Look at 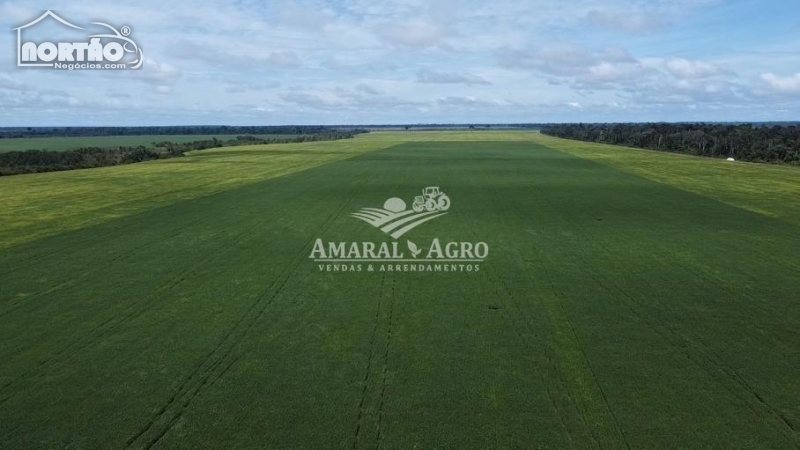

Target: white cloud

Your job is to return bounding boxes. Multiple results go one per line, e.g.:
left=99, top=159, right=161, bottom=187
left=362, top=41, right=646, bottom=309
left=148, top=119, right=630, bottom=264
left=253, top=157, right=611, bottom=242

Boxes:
left=416, top=70, right=491, bottom=85
left=168, top=40, right=303, bottom=69
left=127, top=59, right=181, bottom=86
left=664, top=58, right=721, bottom=79
left=586, top=61, right=648, bottom=83
left=0, top=0, right=792, bottom=124
left=499, top=44, right=650, bottom=86
left=761, top=73, right=800, bottom=94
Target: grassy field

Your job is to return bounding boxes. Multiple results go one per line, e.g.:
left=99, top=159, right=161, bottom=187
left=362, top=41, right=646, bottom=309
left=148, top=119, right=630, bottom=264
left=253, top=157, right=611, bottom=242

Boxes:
left=1, top=132, right=798, bottom=448
left=0, top=135, right=300, bottom=153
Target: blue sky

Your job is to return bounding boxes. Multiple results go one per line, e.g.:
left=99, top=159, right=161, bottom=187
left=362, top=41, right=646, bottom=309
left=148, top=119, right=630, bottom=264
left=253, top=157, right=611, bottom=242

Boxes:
left=1, top=0, right=799, bottom=125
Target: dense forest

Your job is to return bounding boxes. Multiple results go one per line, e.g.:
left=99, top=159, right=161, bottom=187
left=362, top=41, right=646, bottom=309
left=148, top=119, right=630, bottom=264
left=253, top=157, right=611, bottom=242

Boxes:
left=0, top=131, right=365, bottom=176
left=0, top=126, right=357, bottom=139
left=540, top=123, right=800, bottom=164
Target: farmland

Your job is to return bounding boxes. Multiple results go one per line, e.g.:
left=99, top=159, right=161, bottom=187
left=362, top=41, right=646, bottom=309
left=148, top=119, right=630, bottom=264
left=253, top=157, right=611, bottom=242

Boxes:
left=0, top=131, right=798, bottom=449
left=0, top=135, right=301, bottom=153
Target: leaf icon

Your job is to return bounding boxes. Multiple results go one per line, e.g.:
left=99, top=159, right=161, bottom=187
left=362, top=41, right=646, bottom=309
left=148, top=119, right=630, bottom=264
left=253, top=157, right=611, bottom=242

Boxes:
left=407, top=240, right=422, bottom=258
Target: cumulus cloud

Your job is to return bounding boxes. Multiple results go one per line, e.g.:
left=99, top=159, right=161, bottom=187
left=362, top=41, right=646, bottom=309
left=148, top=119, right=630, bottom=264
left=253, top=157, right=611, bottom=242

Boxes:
left=664, top=58, right=721, bottom=79
left=168, top=40, right=302, bottom=69
left=0, top=0, right=792, bottom=124
left=126, top=59, right=181, bottom=86
left=0, top=76, right=82, bottom=109
left=497, top=42, right=736, bottom=104
left=498, top=44, right=649, bottom=86
left=585, top=61, right=648, bottom=83
left=761, top=73, right=800, bottom=94
left=416, top=70, right=491, bottom=86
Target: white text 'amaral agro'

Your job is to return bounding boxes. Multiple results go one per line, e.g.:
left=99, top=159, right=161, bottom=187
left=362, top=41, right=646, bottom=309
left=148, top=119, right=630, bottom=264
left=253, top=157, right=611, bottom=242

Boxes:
left=310, top=187, right=489, bottom=273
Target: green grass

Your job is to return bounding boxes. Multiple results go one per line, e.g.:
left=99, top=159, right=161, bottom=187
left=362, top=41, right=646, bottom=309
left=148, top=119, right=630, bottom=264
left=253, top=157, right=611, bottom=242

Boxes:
left=0, top=137, right=398, bottom=249
left=0, top=135, right=301, bottom=153
left=0, top=132, right=798, bottom=449
left=534, top=133, right=800, bottom=226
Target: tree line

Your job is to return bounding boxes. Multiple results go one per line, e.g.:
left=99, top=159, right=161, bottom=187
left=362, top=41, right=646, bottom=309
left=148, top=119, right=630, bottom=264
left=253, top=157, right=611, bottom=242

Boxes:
left=0, top=125, right=358, bottom=139
left=0, top=131, right=365, bottom=176
left=540, top=123, right=800, bottom=164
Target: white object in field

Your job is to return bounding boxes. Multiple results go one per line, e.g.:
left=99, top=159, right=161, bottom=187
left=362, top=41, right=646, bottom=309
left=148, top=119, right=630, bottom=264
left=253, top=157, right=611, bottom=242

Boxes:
left=726, top=157, right=735, bottom=161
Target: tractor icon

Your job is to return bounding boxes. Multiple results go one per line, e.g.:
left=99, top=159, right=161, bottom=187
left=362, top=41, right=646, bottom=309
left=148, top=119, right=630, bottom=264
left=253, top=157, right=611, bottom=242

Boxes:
left=412, top=186, right=451, bottom=212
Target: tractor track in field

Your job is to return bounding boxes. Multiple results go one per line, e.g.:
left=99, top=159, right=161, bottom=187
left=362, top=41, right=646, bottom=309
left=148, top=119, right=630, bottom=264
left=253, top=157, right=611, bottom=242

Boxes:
left=580, top=189, right=799, bottom=436
left=548, top=187, right=799, bottom=449
left=0, top=156, right=335, bottom=279
left=462, top=174, right=606, bottom=448
left=463, top=175, right=586, bottom=447
left=127, top=175, right=368, bottom=450
left=490, top=268, right=582, bottom=449
left=0, top=211, right=220, bottom=318
left=529, top=179, right=793, bottom=449
left=542, top=270, right=631, bottom=450
left=488, top=179, right=632, bottom=450
left=5, top=139, right=797, bottom=448
left=658, top=240, right=795, bottom=328
left=375, top=276, right=395, bottom=450
left=0, top=160, right=328, bottom=285
left=354, top=153, right=410, bottom=450
left=126, top=237, right=314, bottom=450
left=461, top=207, right=580, bottom=449
left=139, top=350, right=244, bottom=450
left=618, top=250, right=798, bottom=444
left=351, top=274, right=394, bottom=450
left=585, top=257, right=799, bottom=449
left=0, top=423, right=23, bottom=442
left=0, top=208, right=167, bottom=278
left=0, top=176, right=243, bottom=276
left=1, top=169, right=338, bottom=402
left=351, top=273, right=386, bottom=450
left=0, top=216, right=266, bottom=405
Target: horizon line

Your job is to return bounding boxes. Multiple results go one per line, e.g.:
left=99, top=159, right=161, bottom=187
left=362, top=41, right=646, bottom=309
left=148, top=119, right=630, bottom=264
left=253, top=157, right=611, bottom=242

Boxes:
left=1, top=120, right=799, bottom=129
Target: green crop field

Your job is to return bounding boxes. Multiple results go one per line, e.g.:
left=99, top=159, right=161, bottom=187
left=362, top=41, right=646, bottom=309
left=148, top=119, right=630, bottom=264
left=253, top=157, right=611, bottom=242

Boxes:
left=1, top=131, right=798, bottom=449
left=0, top=135, right=301, bottom=153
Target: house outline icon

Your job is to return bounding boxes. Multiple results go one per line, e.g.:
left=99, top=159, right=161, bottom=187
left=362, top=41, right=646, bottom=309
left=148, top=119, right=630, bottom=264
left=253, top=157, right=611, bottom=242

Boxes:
left=12, top=10, right=84, bottom=67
